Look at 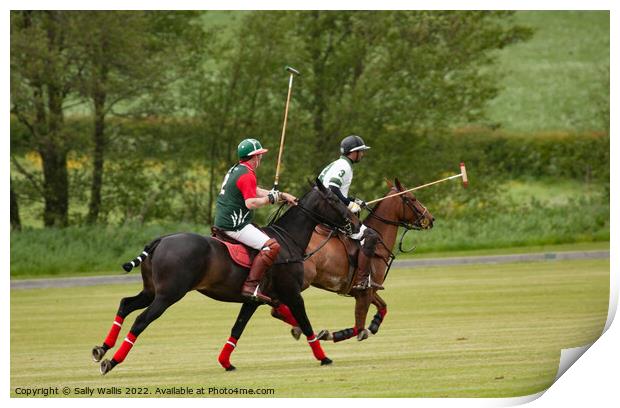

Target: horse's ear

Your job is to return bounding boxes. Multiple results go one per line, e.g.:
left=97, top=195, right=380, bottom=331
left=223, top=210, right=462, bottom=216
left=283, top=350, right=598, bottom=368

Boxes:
left=384, top=177, right=393, bottom=189
left=394, top=178, right=404, bottom=191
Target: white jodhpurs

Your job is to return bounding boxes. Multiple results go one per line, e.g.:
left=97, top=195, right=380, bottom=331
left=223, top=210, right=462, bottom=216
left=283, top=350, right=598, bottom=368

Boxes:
left=222, top=224, right=271, bottom=250
left=349, top=224, right=367, bottom=242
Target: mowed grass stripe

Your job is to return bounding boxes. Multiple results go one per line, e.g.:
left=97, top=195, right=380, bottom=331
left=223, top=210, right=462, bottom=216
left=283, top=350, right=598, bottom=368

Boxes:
left=11, top=259, right=608, bottom=397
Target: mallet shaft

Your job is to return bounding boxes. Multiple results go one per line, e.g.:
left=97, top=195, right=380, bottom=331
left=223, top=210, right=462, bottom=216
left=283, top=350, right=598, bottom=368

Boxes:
left=274, top=73, right=295, bottom=189
left=366, top=163, right=468, bottom=205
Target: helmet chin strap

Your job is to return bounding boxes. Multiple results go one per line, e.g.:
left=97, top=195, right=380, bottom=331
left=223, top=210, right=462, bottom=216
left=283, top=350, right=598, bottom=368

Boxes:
left=348, top=152, right=361, bottom=163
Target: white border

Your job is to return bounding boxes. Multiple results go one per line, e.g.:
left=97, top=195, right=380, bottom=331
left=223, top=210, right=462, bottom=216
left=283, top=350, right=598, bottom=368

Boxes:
left=4, top=3, right=617, bottom=408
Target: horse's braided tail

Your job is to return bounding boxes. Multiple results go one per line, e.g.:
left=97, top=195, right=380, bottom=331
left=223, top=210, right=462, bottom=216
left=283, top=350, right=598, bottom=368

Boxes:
left=121, top=238, right=162, bottom=273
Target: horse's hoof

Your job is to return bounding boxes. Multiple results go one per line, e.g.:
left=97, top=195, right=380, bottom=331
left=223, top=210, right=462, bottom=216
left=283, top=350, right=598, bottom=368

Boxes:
left=291, top=327, right=302, bottom=341
left=225, top=365, right=236, bottom=372
left=100, top=359, right=114, bottom=375
left=357, top=329, right=370, bottom=341
left=92, top=345, right=106, bottom=362
left=320, top=357, right=333, bottom=366
left=317, top=329, right=332, bottom=341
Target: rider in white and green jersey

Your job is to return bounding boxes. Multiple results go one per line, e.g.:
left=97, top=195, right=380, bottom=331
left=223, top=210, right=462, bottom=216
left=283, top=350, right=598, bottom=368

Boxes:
left=318, top=135, right=382, bottom=290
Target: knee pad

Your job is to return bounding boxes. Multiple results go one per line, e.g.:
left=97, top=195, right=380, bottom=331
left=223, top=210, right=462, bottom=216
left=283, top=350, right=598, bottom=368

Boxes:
left=361, top=229, right=379, bottom=255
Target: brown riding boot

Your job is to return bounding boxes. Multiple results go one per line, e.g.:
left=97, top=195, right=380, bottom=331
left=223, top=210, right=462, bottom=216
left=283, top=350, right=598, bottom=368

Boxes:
left=242, top=239, right=280, bottom=303
left=352, top=251, right=384, bottom=290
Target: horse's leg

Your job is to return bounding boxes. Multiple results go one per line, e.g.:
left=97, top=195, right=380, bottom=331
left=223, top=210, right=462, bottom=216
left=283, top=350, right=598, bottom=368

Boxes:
left=92, top=290, right=155, bottom=362
left=281, top=292, right=332, bottom=366
left=329, top=288, right=373, bottom=342
left=100, top=293, right=184, bottom=375
left=368, top=291, right=388, bottom=335
left=270, top=303, right=302, bottom=340
left=218, top=301, right=259, bottom=371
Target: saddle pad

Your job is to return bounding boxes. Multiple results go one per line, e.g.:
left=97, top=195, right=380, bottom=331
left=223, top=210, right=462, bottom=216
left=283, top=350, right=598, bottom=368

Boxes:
left=211, top=237, right=252, bottom=268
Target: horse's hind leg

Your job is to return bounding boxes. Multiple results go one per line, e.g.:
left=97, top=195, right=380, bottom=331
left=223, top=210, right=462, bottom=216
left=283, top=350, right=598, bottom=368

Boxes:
left=92, top=290, right=155, bottom=362
left=217, top=302, right=259, bottom=371
left=368, top=291, right=388, bottom=335
left=100, top=293, right=183, bottom=375
left=327, top=289, right=373, bottom=342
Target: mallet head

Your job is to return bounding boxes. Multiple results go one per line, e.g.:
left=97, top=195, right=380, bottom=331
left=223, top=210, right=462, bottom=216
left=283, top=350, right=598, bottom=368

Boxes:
left=460, top=162, right=468, bottom=188
left=285, top=66, right=300, bottom=76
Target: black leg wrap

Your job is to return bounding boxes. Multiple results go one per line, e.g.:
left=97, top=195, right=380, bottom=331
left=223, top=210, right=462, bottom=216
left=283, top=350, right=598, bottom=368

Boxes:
left=368, top=312, right=384, bottom=334
left=101, top=343, right=110, bottom=352
left=332, top=328, right=355, bottom=343
left=110, top=359, right=119, bottom=368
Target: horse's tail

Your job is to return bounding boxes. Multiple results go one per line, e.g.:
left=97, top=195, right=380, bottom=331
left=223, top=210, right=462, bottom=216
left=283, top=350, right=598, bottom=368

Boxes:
left=121, top=238, right=162, bottom=273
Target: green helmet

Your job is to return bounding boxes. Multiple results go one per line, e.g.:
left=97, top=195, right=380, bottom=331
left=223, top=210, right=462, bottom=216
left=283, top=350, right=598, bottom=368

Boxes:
left=237, top=138, right=269, bottom=159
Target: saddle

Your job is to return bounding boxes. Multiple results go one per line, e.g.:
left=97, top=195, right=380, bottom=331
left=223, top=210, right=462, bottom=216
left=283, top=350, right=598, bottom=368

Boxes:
left=313, top=224, right=368, bottom=295
left=211, top=227, right=258, bottom=269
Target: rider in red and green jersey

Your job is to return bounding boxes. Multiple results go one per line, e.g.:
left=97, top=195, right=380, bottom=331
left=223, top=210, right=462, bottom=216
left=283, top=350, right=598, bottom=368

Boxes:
left=215, top=138, right=296, bottom=303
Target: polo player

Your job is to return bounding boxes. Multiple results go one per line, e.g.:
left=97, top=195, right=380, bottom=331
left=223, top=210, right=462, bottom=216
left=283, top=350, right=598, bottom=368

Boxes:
left=214, top=138, right=296, bottom=303
left=318, top=135, right=383, bottom=290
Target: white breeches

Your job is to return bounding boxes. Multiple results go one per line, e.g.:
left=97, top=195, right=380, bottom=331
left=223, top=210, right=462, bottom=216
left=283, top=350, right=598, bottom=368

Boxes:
left=349, top=224, right=367, bottom=242
left=222, top=224, right=271, bottom=250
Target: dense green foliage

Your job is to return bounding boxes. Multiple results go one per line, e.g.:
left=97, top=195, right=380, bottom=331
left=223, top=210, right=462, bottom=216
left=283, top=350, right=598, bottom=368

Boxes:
left=9, top=11, right=610, bottom=277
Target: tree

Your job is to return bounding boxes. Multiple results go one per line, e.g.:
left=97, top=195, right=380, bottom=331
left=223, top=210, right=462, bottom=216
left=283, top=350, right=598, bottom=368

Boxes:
left=10, top=11, right=207, bottom=227
left=10, top=179, right=21, bottom=231
left=73, top=11, right=206, bottom=224
left=10, top=11, right=83, bottom=227
left=200, top=11, right=532, bottom=199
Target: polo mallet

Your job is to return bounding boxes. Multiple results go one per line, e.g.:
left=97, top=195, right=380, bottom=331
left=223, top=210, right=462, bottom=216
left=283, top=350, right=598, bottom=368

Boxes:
left=273, top=66, right=300, bottom=190
left=366, top=162, right=469, bottom=205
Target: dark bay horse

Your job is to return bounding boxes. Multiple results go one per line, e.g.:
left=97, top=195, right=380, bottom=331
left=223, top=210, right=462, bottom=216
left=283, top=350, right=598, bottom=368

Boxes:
left=217, top=178, right=434, bottom=369
left=92, top=180, right=358, bottom=374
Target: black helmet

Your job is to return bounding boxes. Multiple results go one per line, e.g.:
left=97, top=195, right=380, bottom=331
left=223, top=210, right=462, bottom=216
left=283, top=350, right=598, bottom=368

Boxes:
left=340, top=135, right=371, bottom=155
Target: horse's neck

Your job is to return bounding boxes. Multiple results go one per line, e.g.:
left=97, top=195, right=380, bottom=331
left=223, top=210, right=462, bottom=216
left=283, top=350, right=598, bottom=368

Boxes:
left=364, top=193, right=400, bottom=253
left=273, top=206, right=317, bottom=254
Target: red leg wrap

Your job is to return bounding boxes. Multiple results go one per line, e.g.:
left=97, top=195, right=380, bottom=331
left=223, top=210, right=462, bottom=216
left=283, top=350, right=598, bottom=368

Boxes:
left=103, top=315, right=124, bottom=348
left=218, top=337, right=238, bottom=369
left=112, top=332, right=137, bottom=364
left=352, top=327, right=359, bottom=336
left=379, top=308, right=387, bottom=318
left=275, top=304, right=299, bottom=327
left=307, top=334, right=326, bottom=361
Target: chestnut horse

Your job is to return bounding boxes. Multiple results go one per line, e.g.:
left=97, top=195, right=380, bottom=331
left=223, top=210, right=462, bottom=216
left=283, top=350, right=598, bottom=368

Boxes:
left=282, top=178, right=434, bottom=342
left=92, top=181, right=359, bottom=374
left=218, top=178, right=433, bottom=369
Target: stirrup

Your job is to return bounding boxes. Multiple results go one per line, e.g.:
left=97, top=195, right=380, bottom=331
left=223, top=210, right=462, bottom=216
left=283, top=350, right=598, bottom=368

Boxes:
left=351, top=280, right=370, bottom=290
left=241, top=284, right=271, bottom=303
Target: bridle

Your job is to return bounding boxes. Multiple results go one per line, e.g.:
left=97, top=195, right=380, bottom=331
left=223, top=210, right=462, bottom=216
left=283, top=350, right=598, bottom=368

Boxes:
left=266, top=189, right=357, bottom=264
left=365, top=189, right=430, bottom=253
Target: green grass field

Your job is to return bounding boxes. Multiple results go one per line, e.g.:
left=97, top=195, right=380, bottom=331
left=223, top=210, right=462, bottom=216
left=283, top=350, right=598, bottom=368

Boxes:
left=11, top=259, right=608, bottom=397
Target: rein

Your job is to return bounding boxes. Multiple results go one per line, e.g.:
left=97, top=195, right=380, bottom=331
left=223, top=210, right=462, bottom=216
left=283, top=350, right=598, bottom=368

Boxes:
left=266, top=198, right=353, bottom=265
left=364, top=192, right=427, bottom=253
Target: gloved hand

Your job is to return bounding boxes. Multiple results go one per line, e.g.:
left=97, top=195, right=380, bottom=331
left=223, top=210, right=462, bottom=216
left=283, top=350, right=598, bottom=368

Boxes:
left=353, top=198, right=366, bottom=208
left=347, top=201, right=361, bottom=214
left=267, top=189, right=280, bottom=204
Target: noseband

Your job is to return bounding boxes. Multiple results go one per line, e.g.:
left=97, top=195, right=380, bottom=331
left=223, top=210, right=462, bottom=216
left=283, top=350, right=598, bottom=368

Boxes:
left=367, top=192, right=428, bottom=231
left=366, top=190, right=430, bottom=253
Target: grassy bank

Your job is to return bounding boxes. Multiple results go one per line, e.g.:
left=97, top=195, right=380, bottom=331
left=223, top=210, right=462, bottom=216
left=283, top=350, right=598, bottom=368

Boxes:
left=10, top=198, right=609, bottom=278
left=487, top=11, right=609, bottom=131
